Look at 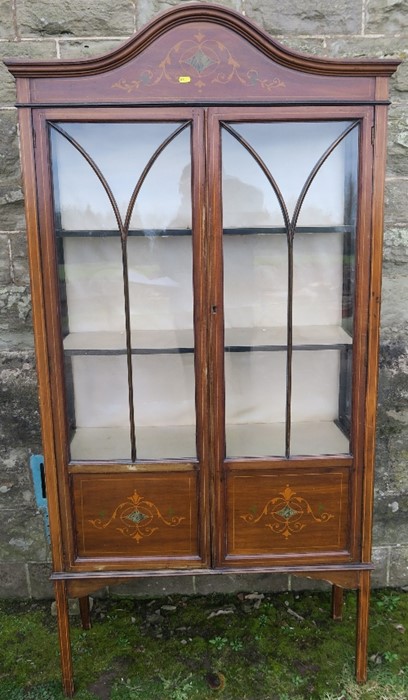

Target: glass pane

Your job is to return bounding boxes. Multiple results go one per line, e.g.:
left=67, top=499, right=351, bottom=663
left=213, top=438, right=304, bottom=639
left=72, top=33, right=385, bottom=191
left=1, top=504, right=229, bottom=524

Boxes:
left=51, top=122, right=181, bottom=227
left=222, top=129, right=281, bottom=227
left=222, top=126, right=288, bottom=458
left=225, top=351, right=286, bottom=457
left=128, top=234, right=197, bottom=459
left=129, top=125, right=196, bottom=459
left=230, top=121, right=352, bottom=223
left=292, top=127, right=358, bottom=454
left=51, top=127, right=116, bottom=231
left=68, top=355, right=131, bottom=461
left=129, top=127, right=191, bottom=230
left=132, top=355, right=196, bottom=460
left=62, top=237, right=126, bottom=334
left=291, top=350, right=349, bottom=455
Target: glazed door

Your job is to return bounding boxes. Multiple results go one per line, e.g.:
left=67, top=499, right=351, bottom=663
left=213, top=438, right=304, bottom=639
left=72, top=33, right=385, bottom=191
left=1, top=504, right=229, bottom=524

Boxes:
left=208, top=107, right=373, bottom=567
left=36, top=108, right=210, bottom=569
left=36, top=105, right=372, bottom=571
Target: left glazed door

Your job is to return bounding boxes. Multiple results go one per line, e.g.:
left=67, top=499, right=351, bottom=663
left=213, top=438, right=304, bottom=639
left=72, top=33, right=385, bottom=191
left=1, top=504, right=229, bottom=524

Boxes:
left=33, top=108, right=210, bottom=569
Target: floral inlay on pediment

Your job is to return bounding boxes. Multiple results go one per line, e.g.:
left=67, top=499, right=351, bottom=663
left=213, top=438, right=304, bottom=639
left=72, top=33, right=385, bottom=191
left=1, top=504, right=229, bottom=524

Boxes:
left=112, top=31, right=286, bottom=94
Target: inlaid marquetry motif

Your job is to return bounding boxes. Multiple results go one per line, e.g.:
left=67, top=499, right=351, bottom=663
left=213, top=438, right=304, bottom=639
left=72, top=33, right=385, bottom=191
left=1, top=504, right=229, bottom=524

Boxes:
left=241, top=485, right=334, bottom=539
left=112, top=32, right=286, bottom=93
left=89, top=490, right=185, bottom=543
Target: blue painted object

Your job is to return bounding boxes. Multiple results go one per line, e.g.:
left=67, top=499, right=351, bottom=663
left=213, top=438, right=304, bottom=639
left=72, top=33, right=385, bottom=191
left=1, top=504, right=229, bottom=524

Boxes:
left=30, top=454, right=50, bottom=543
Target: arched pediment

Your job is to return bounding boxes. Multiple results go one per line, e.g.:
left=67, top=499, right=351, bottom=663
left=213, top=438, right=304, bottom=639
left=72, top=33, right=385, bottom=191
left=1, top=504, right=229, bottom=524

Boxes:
left=5, top=3, right=400, bottom=105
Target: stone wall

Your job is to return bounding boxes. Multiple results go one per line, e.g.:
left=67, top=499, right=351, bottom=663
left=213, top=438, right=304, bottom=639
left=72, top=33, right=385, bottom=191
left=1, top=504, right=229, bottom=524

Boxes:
left=0, top=0, right=407, bottom=598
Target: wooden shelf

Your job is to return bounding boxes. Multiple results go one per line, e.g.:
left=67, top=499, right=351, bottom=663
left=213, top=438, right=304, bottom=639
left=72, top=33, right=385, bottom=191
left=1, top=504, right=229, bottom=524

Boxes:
left=69, top=420, right=349, bottom=462
left=56, top=228, right=193, bottom=238
left=70, top=425, right=197, bottom=461
left=63, top=325, right=352, bottom=355
left=226, top=421, right=349, bottom=457
left=225, top=325, right=352, bottom=350
left=63, top=330, right=195, bottom=355
left=56, top=225, right=354, bottom=238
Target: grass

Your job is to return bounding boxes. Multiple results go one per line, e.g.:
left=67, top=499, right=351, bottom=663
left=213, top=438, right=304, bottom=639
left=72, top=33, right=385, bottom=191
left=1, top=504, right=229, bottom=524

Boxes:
left=0, top=588, right=407, bottom=699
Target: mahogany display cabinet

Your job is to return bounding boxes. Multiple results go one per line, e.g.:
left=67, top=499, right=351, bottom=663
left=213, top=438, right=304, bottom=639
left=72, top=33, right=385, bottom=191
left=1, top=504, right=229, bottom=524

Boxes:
left=5, top=4, right=400, bottom=695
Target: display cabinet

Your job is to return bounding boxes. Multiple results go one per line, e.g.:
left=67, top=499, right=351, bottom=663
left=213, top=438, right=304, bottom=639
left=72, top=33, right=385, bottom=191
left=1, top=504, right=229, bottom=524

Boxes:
left=5, top=4, right=399, bottom=695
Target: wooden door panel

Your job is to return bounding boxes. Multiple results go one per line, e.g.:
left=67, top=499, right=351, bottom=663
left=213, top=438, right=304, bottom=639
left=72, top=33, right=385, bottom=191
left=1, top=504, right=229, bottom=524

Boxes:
left=225, top=470, right=350, bottom=558
left=72, top=472, right=199, bottom=560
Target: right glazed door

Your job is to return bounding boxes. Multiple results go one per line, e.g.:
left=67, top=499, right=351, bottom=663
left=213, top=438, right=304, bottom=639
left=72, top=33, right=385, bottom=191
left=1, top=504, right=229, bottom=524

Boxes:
left=207, top=107, right=373, bottom=567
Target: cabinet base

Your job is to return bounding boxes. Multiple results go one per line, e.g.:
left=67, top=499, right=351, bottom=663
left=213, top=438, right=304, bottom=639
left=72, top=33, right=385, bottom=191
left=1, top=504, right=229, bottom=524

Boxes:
left=53, top=567, right=373, bottom=697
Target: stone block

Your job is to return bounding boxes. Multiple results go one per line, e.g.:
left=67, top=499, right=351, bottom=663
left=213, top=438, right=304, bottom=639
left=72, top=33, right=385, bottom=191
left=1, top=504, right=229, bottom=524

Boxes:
left=379, top=331, right=407, bottom=372
left=0, top=562, right=29, bottom=597
left=387, top=105, right=408, bottom=178
left=194, top=572, right=289, bottom=595
left=324, top=37, right=407, bottom=61
left=392, top=59, right=408, bottom=97
left=0, top=284, right=32, bottom=333
left=380, top=272, right=408, bottom=333
left=0, top=40, right=57, bottom=105
left=27, top=562, right=54, bottom=599
left=112, top=574, right=195, bottom=598
left=0, top=232, right=29, bottom=285
left=373, top=492, right=408, bottom=546
left=0, top=233, right=11, bottom=285
left=389, top=545, right=408, bottom=587
left=0, top=445, right=35, bottom=509
left=244, top=0, right=361, bottom=35
left=0, top=507, right=48, bottom=561
left=0, top=0, right=15, bottom=40
left=375, top=424, right=408, bottom=494
left=51, top=597, right=94, bottom=615
left=17, top=0, right=136, bottom=38
left=0, top=350, right=40, bottom=446
left=0, top=182, right=26, bottom=231
left=0, top=330, right=35, bottom=352
left=272, top=36, right=325, bottom=56
left=290, top=575, right=331, bottom=592
left=383, top=226, right=408, bottom=264
left=377, top=343, right=408, bottom=428
left=8, top=230, right=29, bottom=284
left=0, top=110, right=20, bottom=181
left=366, top=0, right=408, bottom=35
left=376, top=449, right=408, bottom=495
left=384, top=180, right=408, bottom=227
left=112, top=572, right=291, bottom=597
left=371, top=546, right=389, bottom=588
left=58, top=39, right=123, bottom=59
left=136, top=0, right=242, bottom=31
left=375, top=335, right=408, bottom=495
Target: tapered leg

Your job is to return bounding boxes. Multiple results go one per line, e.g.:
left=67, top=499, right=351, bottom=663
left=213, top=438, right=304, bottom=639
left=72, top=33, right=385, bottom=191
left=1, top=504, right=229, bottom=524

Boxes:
left=79, top=595, right=92, bottom=630
left=331, top=585, right=344, bottom=621
left=356, top=570, right=371, bottom=683
left=54, top=580, right=74, bottom=697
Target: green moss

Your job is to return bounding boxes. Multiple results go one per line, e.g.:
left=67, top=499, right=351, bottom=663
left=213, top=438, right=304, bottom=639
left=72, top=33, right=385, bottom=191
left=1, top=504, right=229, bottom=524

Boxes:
left=0, top=589, right=408, bottom=699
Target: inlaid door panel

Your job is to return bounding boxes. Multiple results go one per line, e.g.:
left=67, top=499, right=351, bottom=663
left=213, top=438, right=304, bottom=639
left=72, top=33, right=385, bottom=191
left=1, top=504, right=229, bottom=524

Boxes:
left=225, top=470, right=350, bottom=560
left=72, top=473, right=199, bottom=561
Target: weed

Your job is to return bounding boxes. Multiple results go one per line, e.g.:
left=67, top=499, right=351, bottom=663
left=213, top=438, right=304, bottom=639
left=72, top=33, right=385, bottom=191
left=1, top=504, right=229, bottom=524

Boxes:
left=208, top=635, right=228, bottom=651
left=229, top=639, right=244, bottom=652
left=375, top=591, right=401, bottom=613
